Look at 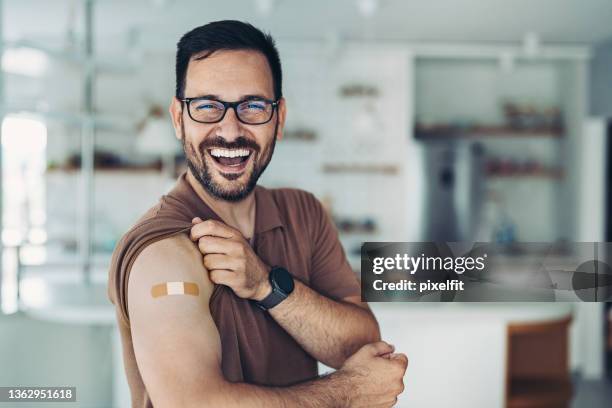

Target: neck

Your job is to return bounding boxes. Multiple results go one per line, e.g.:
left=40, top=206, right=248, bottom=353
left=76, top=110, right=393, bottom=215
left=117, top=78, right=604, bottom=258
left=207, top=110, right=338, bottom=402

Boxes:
left=186, top=170, right=256, bottom=238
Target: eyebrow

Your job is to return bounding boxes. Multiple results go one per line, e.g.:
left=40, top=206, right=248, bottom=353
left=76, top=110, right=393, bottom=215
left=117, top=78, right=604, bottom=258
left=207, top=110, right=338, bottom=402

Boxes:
left=189, top=94, right=271, bottom=101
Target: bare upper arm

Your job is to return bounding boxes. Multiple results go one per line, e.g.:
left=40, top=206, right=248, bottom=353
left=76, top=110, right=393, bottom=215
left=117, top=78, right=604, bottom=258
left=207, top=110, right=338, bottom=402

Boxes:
left=128, top=233, right=223, bottom=407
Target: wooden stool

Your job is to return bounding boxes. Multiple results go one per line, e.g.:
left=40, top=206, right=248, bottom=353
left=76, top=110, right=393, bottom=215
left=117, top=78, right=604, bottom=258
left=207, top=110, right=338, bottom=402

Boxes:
left=506, top=316, right=573, bottom=408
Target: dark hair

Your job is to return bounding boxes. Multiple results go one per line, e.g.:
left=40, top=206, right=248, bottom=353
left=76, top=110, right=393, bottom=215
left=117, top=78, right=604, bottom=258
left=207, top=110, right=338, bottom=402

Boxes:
left=175, top=20, right=282, bottom=100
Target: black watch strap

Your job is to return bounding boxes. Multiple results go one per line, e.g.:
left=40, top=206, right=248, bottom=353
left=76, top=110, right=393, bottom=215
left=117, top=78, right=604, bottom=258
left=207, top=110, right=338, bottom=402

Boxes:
left=255, top=266, right=294, bottom=311
left=256, top=289, right=288, bottom=311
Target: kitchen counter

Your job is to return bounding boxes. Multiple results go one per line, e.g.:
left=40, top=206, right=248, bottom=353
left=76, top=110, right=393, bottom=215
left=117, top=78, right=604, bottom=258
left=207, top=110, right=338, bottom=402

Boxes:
left=367, top=302, right=574, bottom=408
left=370, top=302, right=573, bottom=324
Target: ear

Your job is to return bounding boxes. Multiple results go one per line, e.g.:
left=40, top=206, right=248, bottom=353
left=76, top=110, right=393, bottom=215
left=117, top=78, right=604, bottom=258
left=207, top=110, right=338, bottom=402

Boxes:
left=275, top=97, right=287, bottom=141
left=169, top=97, right=184, bottom=141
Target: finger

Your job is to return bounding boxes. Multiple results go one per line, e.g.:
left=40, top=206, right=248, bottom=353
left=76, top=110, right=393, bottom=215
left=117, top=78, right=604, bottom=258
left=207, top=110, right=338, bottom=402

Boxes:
left=389, top=353, right=409, bottom=368
left=209, top=269, right=235, bottom=286
left=203, top=254, right=237, bottom=271
left=192, top=217, right=203, bottom=224
left=190, top=219, right=237, bottom=241
left=362, top=341, right=394, bottom=357
left=198, top=236, right=235, bottom=255
left=379, top=351, right=393, bottom=359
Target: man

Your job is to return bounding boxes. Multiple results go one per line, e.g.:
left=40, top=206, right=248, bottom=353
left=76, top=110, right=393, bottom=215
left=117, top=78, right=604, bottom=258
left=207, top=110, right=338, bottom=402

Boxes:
left=108, top=20, right=408, bottom=408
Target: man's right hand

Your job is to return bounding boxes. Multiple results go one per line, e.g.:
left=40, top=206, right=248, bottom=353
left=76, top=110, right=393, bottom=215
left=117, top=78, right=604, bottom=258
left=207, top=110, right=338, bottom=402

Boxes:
left=337, top=341, right=408, bottom=408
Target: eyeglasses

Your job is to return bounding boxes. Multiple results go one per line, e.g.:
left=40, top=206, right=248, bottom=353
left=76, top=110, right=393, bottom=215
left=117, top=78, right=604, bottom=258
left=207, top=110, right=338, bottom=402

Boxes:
left=181, top=96, right=279, bottom=125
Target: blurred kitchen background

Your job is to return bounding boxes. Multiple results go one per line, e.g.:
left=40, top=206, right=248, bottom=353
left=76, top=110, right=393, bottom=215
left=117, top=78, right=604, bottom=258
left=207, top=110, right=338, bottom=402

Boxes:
left=1, top=0, right=612, bottom=407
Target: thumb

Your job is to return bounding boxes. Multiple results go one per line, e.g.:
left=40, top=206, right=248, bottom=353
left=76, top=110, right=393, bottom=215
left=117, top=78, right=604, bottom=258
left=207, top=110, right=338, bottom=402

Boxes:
left=192, top=217, right=203, bottom=224
left=362, top=341, right=395, bottom=357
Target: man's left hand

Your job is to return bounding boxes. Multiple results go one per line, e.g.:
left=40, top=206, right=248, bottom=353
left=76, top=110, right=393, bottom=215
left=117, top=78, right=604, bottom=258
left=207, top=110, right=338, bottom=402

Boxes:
left=190, top=218, right=272, bottom=301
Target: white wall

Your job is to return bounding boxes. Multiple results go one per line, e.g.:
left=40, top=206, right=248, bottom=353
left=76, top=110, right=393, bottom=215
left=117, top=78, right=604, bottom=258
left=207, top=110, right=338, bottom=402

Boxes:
left=569, top=117, right=608, bottom=380
left=590, top=39, right=612, bottom=117
left=262, top=43, right=423, bottom=256
left=0, top=313, right=113, bottom=408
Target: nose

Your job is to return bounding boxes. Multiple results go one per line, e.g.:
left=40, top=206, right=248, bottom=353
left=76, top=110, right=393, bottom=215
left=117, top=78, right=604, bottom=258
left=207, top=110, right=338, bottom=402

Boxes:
left=214, top=106, right=242, bottom=142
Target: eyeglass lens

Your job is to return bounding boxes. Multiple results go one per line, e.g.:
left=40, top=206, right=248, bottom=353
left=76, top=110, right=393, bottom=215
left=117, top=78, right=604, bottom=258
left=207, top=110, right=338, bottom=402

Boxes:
left=189, top=99, right=274, bottom=124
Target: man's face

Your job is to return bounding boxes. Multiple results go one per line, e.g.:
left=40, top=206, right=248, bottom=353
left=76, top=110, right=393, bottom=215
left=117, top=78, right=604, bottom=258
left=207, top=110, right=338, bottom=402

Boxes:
left=171, top=49, right=285, bottom=202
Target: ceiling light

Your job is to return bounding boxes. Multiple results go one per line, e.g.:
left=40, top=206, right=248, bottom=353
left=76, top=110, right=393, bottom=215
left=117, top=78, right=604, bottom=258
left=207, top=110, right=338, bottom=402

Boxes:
left=2, top=47, right=49, bottom=77
left=151, top=0, right=173, bottom=8
left=357, top=0, right=379, bottom=18
left=255, top=0, right=275, bottom=16
left=1, top=115, right=48, bottom=152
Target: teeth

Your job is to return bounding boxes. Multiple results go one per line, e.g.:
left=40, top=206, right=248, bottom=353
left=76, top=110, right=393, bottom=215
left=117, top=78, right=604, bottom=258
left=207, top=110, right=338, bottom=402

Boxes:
left=210, top=148, right=251, bottom=158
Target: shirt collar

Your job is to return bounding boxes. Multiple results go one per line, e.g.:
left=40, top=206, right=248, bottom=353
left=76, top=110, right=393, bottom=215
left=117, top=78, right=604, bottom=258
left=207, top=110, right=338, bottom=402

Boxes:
left=172, top=172, right=284, bottom=235
left=253, top=184, right=285, bottom=234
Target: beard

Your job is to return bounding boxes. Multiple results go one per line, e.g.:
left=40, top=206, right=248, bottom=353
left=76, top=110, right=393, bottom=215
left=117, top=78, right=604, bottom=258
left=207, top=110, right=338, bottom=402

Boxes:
left=180, top=118, right=278, bottom=202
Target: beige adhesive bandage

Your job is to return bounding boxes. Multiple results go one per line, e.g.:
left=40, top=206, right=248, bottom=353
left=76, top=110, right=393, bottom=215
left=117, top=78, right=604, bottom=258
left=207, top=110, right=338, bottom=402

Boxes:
left=151, top=281, right=200, bottom=298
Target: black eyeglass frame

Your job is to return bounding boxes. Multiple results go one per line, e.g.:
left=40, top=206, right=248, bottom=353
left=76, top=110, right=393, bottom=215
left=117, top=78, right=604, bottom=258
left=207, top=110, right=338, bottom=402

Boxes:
left=180, top=96, right=280, bottom=125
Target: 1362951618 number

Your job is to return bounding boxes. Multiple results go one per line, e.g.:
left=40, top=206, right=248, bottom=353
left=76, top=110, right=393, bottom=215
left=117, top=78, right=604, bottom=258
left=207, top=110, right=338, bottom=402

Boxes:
left=1, top=387, right=76, bottom=402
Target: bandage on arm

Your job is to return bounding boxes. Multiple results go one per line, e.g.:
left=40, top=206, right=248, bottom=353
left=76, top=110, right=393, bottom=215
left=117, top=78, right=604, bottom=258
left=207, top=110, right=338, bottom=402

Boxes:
left=128, top=234, right=225, bottom=407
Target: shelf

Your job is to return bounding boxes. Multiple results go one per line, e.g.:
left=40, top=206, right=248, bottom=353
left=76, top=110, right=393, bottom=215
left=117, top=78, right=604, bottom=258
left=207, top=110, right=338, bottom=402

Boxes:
left=47, top=165, right=164, bottom=173
left=338, top=229, right=378, bottom=235
left=1, top=105, right=136, bottom=131
left=338, top=84, right=379, bottom=98
left=2, top=40, right=137, bottom=75
left=415, top=125, right=563, bottom=140
left=283, top=129, right=317, bottom=141
left=322, top=163, right=399, bottom=175
left=486, top=169, right=564, bottom=180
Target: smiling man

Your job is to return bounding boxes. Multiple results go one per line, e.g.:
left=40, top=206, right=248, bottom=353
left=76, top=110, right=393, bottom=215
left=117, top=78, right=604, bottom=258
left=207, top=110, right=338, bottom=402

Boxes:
left=108, top=20, right=407, bottom=408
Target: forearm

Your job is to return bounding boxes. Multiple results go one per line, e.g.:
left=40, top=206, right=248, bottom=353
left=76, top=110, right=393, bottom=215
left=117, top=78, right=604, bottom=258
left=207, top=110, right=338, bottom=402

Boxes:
left=200, top=371, right=351, bottom=408
left=268, top=280, right=380, bottom=368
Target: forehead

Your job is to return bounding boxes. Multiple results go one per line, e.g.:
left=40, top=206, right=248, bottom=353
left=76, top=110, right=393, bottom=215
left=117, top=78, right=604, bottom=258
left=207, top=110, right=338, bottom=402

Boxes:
left=184, top=49, right=274, bottom=99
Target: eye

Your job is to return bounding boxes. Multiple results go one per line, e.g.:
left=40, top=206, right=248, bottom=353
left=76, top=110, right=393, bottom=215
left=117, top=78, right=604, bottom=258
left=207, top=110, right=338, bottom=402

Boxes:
left=194, top=100, right=223, bottom=111
left=241, top=101, right=267, bottom=111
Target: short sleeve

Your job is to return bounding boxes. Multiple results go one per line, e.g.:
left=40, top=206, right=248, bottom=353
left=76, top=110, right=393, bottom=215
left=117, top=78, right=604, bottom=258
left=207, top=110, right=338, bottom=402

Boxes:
left=305, top=193, right=361, bottom=300
left=107, top=214, right=193, bottom=328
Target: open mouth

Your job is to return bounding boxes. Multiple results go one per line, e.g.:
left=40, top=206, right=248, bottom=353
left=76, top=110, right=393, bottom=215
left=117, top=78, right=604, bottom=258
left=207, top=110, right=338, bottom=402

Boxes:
left=207, top=147, right=254, bottom=174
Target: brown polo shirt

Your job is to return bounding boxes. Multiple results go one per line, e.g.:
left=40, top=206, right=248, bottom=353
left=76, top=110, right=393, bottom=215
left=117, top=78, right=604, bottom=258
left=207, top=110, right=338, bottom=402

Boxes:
left=107, top=172, right=361, bottom=408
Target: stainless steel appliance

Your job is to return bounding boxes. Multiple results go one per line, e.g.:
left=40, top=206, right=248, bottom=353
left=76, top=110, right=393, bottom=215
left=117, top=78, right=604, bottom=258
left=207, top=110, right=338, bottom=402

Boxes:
left=421, top=141, right=486, bottom=241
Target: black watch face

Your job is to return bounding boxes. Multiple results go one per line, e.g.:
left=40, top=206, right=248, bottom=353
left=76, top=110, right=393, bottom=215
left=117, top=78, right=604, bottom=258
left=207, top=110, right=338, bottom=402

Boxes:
left=272, top=267, right=294, bottom=293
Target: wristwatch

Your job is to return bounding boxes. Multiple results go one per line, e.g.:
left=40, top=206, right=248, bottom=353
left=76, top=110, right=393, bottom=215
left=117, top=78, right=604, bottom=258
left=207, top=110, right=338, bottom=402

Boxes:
left=255, top=266, right=294, bottom=311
